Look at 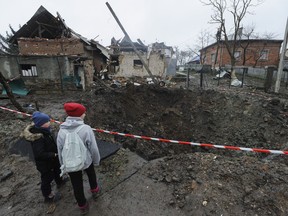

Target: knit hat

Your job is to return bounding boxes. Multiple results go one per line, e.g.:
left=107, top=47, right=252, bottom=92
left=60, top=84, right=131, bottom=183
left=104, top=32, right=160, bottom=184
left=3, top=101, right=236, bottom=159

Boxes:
left=32, top=111, right=50, bottom=128
left=64, top=102, right=86, bottom=117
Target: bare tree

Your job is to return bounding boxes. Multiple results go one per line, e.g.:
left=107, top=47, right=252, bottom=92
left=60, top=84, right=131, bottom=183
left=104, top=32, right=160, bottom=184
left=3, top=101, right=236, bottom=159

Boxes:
left=200, top=0, right=264, bottom=79
left=262, top=32, right=278, bottom=40
left=0, top=71, right=25, bottom=112
left=240, top=25, right=256, bottom=65
left=174, top=46, right=181, bottom=66
left=251, top=39, right=269, bottom=67
left=252, top=32, right=277, bottom=67
left=194, top=30, right=213, bottom=64
left=239, top=26, right=276, bottom=67
left=175, top=48, right=193, bottom=66
left=180, top=50, right=190, bottom=65
left=0, top=25, right=19, bottom=55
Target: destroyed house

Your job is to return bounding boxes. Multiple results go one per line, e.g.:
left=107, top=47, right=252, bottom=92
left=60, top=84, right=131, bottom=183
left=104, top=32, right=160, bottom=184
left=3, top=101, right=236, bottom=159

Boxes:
left=109, top=36, right=175, bottom=78
left=0, top=5, right=108, bottom=93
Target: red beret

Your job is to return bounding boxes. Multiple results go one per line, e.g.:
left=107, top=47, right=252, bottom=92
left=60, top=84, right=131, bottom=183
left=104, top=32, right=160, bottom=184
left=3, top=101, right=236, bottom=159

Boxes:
left=64, top=103, right=86, bottom=117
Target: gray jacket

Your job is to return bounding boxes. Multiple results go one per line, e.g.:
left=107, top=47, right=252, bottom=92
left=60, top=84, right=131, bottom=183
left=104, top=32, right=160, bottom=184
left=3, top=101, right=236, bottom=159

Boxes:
left=57, top=117, right=100, bottom=169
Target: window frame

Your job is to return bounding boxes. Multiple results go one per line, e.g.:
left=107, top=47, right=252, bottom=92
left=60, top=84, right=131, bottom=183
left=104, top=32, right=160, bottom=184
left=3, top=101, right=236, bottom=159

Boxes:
left=20, top=64, right=38, bottom=77
left=259, top=49, right=269, bottom=61
left=233, top=51, right=241, bottom=61
left=133, top=59, right=143, bottom=69
left=211, top=53, right=216, bottom=63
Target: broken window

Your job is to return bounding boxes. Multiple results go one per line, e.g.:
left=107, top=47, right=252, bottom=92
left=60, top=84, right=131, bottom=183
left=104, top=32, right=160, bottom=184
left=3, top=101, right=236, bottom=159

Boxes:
left=21, top=64, right=38, bottom=77
left=133, top=60, right=143, bottom=69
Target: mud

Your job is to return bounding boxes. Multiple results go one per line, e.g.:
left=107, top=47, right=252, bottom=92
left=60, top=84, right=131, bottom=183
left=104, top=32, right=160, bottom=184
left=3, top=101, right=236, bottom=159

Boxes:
left=0, top=73, right=288, bottom=215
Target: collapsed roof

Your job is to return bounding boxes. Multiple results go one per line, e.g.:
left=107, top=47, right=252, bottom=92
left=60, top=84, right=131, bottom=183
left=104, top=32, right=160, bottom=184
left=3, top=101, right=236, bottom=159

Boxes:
left=9, top=6, right=70, bottom=44
left=9, top=5, right=108, bottom=58
left=111, top=35, right=147, bottom=52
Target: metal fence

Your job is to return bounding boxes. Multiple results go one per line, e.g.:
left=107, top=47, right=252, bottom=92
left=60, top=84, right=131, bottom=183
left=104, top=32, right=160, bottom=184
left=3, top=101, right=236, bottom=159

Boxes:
left=178, top=66, right=288, bottom=95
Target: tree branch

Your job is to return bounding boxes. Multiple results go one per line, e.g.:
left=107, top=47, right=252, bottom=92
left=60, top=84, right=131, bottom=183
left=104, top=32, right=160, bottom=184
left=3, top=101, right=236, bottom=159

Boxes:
left=0, top=71, right=25, bottom=112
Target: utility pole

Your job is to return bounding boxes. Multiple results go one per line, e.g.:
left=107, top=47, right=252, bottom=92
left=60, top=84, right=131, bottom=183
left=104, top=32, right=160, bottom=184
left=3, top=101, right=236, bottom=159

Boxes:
left=275, top=17, right=288, bottom=93
left=106, top=2, right=158, bottom=84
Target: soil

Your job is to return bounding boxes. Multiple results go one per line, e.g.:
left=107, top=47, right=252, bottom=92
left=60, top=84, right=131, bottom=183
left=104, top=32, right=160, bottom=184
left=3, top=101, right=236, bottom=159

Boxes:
left=0, top=72, right=288, bottom=216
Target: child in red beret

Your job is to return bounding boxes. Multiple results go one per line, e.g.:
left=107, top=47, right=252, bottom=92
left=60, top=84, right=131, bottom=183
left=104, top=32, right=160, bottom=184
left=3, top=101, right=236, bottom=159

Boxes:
left=57, top=102, right=100, bottom=215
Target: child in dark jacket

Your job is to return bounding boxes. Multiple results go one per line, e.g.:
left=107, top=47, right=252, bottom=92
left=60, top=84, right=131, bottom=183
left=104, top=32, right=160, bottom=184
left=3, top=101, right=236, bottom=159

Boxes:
left=22, top=111, right=66, bottom=203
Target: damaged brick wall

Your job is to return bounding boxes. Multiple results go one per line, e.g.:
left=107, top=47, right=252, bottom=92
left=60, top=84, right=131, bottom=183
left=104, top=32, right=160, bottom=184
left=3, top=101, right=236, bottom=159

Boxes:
left=17, top=38, right=85, bottom=56
left=93, top=57, right=106, bottom=73
left=115, top=52, right=166, bottom=77
left=147, top=53, right=166, bottom=77
left=84, top=60, right=94, bottom=91
left=0, top=56, right=89, bottom=93
left=0, top=56, right=20, bottom=79
left=20, top=56, right=68, bottom=93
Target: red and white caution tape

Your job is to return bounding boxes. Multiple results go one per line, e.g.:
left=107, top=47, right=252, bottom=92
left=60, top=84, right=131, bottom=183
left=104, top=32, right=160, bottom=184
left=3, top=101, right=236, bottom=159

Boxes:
left=0, top=106, right=32, bottom=117
left=0, top=106, right=63, bottom=124
left=95, top=129, right=288, bottom=155
left=1, top=105, right=288, bottom=155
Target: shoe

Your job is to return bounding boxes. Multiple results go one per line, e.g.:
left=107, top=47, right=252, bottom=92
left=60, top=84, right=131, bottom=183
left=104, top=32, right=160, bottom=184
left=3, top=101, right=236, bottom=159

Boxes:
left=91, top=186, right=100, bottom=201
left=57, top=176, right=69, bottom=189
left=44, top=192, right=62, bottom=203
left=79, top=202, right=89, bottom=215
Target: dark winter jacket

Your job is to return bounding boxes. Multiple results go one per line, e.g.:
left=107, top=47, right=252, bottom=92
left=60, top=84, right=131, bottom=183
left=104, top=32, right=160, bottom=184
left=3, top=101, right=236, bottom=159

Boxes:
left=21, top=123, right=59, bottom=173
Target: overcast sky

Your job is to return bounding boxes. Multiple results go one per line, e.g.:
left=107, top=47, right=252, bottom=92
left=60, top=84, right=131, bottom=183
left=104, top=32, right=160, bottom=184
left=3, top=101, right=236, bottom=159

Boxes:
left=0, top=0, right=287, bottom=50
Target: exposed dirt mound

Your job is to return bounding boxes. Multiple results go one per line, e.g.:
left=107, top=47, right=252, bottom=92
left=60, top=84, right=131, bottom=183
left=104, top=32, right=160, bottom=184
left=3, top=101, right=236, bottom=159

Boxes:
left=85, top=84, right=288, bottom=163
left=147, top=153, right=288, bottom=215
left=0, top=77, right=288, bottom=215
